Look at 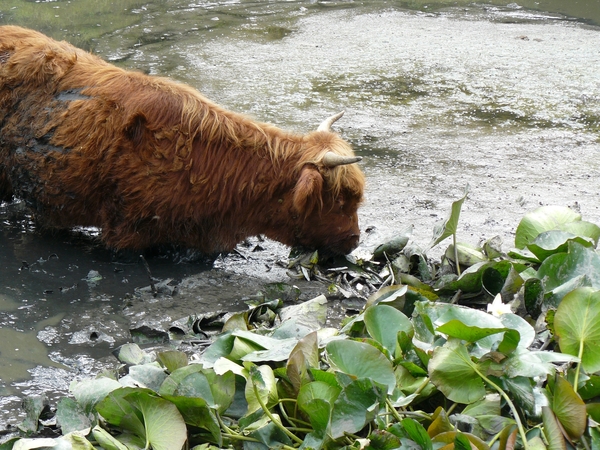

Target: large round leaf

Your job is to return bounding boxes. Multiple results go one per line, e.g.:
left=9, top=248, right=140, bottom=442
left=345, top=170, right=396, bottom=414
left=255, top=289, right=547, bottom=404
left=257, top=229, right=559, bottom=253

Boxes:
left=555, top=287, right=600, bottom=374
left=364, top=304, right=413, bottom=357
left=126, top=391, right=187, bottom=450
left=326, top=339, right=396, bottom=394
left=527, top=230, right=594, bottom=262
left=428, top=339, right=486, bottom=404
left=537, top=241, right=600, bottom=307
left=330, top=378, right=387, bottom=439
left=515, top=206, right=581, bottom=249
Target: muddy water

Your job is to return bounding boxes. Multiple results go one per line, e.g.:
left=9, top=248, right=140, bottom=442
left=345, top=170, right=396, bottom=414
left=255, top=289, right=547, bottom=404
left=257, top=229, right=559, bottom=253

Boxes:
left=1, top=0, right=600, bottom=428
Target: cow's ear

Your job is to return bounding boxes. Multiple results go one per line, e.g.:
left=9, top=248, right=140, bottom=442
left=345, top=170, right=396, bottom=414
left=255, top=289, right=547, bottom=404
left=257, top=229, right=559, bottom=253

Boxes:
left=292, top=167, right=323, bottom=214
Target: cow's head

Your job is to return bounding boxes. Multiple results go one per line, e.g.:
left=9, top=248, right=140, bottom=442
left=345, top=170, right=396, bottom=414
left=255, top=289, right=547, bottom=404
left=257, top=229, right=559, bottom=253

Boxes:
left=287, top=112, right=365, bottom=255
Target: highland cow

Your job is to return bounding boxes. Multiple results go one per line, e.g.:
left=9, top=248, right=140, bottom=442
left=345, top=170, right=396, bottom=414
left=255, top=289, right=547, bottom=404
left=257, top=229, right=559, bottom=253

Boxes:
left=0, top=26, right=365, bottom=255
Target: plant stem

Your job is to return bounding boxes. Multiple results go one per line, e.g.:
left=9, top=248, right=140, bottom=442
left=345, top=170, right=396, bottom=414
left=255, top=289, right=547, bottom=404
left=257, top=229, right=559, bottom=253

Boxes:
left=453, top=233, right=461, bottom=276
left=253, top=381, right=304, bottom=445
left=217, top=414, right=237, bottom=436
left=474, top=369, right=529, bottom=450
left=222, top=433, right=261, bottom=443
left=386, top=398, right=404, bottom=423
left=413, top=376, right=431, bottom=397
left=574, top=339, right=584, bottom=394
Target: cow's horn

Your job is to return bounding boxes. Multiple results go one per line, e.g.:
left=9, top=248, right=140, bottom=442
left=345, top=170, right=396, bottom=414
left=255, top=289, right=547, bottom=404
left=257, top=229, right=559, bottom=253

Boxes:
left=317, top=111, right=345, bottom=132
left=322, top=151, right=363, bottom=167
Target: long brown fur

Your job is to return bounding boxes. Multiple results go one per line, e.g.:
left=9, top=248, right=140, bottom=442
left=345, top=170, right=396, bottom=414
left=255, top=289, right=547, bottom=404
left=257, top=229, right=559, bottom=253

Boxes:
left=0, top=26, right=365, bottom=255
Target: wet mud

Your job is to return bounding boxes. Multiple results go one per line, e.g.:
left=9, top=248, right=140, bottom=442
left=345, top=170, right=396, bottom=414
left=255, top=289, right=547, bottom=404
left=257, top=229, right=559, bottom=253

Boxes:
left=1, top=1, right=600, bottom=430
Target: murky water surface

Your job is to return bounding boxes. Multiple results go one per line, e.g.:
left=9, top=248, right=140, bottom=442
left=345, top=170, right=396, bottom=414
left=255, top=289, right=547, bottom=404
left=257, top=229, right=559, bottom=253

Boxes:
left=1, top=0, right=600, bottom=428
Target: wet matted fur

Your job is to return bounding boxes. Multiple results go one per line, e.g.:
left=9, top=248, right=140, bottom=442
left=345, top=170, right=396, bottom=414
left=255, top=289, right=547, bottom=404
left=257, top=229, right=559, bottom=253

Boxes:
left=0, top=26, right=365, bottom=255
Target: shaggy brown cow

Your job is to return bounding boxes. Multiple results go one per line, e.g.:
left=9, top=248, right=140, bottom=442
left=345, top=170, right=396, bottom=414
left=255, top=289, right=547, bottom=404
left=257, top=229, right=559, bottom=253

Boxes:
left=0, top=26, right=365, bottom=255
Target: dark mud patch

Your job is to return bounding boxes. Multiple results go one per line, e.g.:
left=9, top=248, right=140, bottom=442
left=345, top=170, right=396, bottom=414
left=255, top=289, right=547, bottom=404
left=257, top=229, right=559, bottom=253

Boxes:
left=0, top=201, right=354, bottom=429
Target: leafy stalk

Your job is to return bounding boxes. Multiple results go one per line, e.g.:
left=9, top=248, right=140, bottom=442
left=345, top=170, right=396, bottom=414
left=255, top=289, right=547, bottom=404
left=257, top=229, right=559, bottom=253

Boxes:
left=473, top=368, right=529, bottom=450
left=453, top=232, right=461, bottom=276
left=574, top=338, right=584, bottom=393
left=252, top=380, right=303, bottom=445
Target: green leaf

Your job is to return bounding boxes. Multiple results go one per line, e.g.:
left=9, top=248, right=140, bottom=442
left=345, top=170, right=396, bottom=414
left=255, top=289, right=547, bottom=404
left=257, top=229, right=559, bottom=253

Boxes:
left=60, top=432, right=96, bottom=450
left=330, top=378, right=387, bottom=439
left=562, top=220, right=600, bottom=246
left=431, top=431, right=490, bottom=450
left=364, top=304, right=413, bottom=357
left=55, top=397, right=91, bottom=435
left=326, top=339, right=396, bottom=394
left=462, top=395, right=501, bottom=417
left=92, top=425, right=128, bottom=450
left=537, top=241, right=600, bottom=307
left=161, top=395, right=222, bottom=446
left=499, top=313, right=535, bottom=349
left=249, top=421, right=293, bottom=448
left=588, top=403, right=600, bottom=423
left=198, top=332, right=235, bottom=368
left=428, top=184, right=469, bottom=250
left=273, top=294, right=328, bottom=339
left=113, top=343, right=146, bottom=365
left=551, top=376, right=586, bottom=441
left=527, top=230, right=594, bottom=262
left=436, top=319, right=509, bottom=343
left=245, top=363, right=278, bottom=415
left=402, top=418, right=432, bottom=450
left=126, top=391, right=187, bottom=450
left=365, top=285, right=408, bottom=310
left=500, top=377, right=535, bottom=416
left=524, top=277, right=544, bottom=318
left=96, top=387, right=147, bottom=437
left=502, top=349, right=579, bottom=379
left=125, top=363, right=168, bottom=392
left=542, top=406, right=567, bottom=450
left=455, top=432, right=474, bottom=450
left=515, top=206, right=581, bottom=249
left=297, top=381, right=340, bottom=433
left=18, top=395, right=46, bottom=434
left=428, top=339, right=486, bottom=404
left=436, top=261, right=491, bottom=294
left=287, top=331, right=319, bottom=392
left=70, top=377, right=122, bottom=415
left=159, top=364, right=235, bottom=414
left=157, top=350, right=188, bottom=373
left=554, top=287, right=600, bottom=373
left=579, top=374, right=600, bottom=400
left=373, top=225, right=413, bottom=259
left=427, top=407, right=454, bottom=437
left=445, top=242, right=487, bottom=267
